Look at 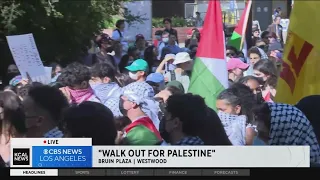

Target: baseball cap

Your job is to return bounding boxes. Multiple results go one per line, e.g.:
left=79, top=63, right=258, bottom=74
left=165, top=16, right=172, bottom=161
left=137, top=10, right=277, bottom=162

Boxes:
left=227, top=58, right=249, bottom=71
left=146, top=73, right=165, bottom=83
left=125, top=59, right=148, bottom=72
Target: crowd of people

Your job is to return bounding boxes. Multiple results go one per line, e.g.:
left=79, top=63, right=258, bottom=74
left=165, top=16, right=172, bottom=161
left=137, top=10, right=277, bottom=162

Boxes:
left=0, top=16, right=320, bottom=167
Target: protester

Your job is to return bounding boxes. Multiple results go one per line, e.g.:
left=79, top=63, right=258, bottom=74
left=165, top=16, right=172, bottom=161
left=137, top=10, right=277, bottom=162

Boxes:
left=62, top=101, right=117, bottom=145
left=238, top=76, right=264, bottom=105
left=125, top=59, right=153, bottom=92
left=115, top=73, right=134, bottom=87
left=119, top=90, right=162, bottom=145
left=226, top=46, right=238, bottom=58
left=163, top=18, right=178, bottom=43
left=90, top=63, right=122, bottom=114
left=165, top=34, right=181, bottom=54
left=253, top=60, right=278, bottom=102
left=200, top=108, right=232, bottom=145
left=146, top=73, right=165, bottom=94
left=253, top=102, right=320, bottom=164
left=58, top=62, right=100, bottom=104
left=158, top=31, right=170, bottom=59
left=119, top=46, right=140, bottom=73
left=195, top=12, right=203, bottom=27
left=22, top=85, right=69, bottom=138
left=112, top=19, right=128, bottom=55
left=217, top=83, right=258, bottom=145
left=267, top=15, right=283, bottom=45
left=135, top=34, right=147, bottom=58
left=154, top=30, right=163, bottom=48
left=49, top=62, right=62, bottom=78
left=144, top=45, right=159, bottom=73
left=0, top=91, right=27, bottom=166
left=160, top=94, right=206, bottom=145
left=227, top=58, right=249, bottom=82
left=112, top=41, right=123, bottom=66
left=92, top=33, right=116, bottom=67
left=295, top=95, right=320, bottom=142
left=157, top=52, right=192, bottom=93
left=155, top=81, right=184, bottom=104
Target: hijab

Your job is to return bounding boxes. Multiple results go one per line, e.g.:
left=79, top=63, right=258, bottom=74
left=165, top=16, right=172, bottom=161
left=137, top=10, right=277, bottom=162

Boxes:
left=166, top=80, right=185, bottom=93
left=268, top=103, right=320, bottom=163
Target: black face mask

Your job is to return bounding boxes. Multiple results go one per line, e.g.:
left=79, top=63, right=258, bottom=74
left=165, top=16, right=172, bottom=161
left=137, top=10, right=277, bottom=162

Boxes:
left=106, top=46, right=114, bottom=53
left=255, top=91, right=265, bottom=104
left=119, top=98, right=127, bottom=116
left=159, top=116, right=171, bottom=143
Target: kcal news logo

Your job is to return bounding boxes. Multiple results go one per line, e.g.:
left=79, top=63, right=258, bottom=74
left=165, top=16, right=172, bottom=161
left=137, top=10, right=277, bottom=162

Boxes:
left=12, top=148, right=30, bottom=165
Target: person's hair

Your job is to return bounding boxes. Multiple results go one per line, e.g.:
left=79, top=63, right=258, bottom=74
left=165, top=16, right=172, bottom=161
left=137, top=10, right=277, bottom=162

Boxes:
left=0, top=91, right=27, bottom=138
left=274, top=15, right=281, bottom=21
left=261, top=31, right=270, bottom=39
left=155, top=30, right=163, bottom=36
left=238, top=75, right=264, bottom=85
left=199, top=108, right=232, bottom=145
left=62, top=102, right=117, bottom=145
left=248, top=47, right=262, bottom=58
left=144, top=45, right=156, bottom=73
left=165, top=93, right=207, bottom=137
left=253, top=59, right=278, bottom=88
left=217, top=83, right=257, bottom=124
left=114, top=116, right=131, bottom=131
left=119, top=47, right=138, bottom=73
left=91, top=62, right=116, bottom=82
left=162, top=31, right=170, bottom=36
left=267, top=32, right=277, bottom=39
left=163, top=18, right=172, bottom=24
left=115, top=73, right=134, bottom=87
left=28, top=85, right=69, bottom=123
left=196, top=12, right=200, bottom=15
left=115, top=19, right=125, bottom=28
left=226, top=45, right=238, bottom=53
left=160, top=47, right=172, bottom=61
left=295, top=95, right=320, bottom=142
left=166, top=86, right=183, bottom=95
left=252, top=102, right=271, bottom=142
left=58, top=62, right=91, bottom=87
left=49, top=62, right=61, bottom=71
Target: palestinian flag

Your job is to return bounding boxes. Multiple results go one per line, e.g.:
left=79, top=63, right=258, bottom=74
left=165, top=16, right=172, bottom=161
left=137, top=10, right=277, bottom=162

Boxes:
left=188, top=0, right=228, bottom=111
left=228, top=0, right=252, bottom=51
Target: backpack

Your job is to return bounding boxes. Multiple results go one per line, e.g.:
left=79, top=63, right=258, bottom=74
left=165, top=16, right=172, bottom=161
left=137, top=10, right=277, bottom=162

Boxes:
left=115, top=29, right=123, bottom=38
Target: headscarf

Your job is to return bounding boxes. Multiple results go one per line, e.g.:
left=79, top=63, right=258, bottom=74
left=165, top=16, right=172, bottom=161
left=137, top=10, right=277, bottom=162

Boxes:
left=66, top=86, right=96, bottom=104
left=268, top=103, right=320, bottom=163
left=218, top=111, right=246, bottom=146
left=123, top=81, right=155, bottom=98
left=166, top=80, right=185, bottom=93
left=91, top=82, right=122, bottom=104
left=295, top=95, right=320, bottom=142
left=122, top=85, right=160, bottom=130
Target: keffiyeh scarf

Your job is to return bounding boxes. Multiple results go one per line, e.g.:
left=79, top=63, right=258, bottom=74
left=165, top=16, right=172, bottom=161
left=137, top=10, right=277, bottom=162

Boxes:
left=67, top=87, right=95, bottom=104
left=268, top=103, right=320, bottom=163
left=91, top=82, right=122, bottom=104
left=218, top=111, right=247, bottom=146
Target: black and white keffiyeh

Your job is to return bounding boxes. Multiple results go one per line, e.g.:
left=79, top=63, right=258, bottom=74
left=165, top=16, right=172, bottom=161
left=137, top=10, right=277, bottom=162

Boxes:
left=218, top=111, right=247, bottom=146
left=268, top=103, right=320, bottom=163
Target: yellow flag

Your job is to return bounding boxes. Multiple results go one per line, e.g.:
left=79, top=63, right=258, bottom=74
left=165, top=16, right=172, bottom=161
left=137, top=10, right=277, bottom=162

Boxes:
left=275, top=1, right=320, bottom=104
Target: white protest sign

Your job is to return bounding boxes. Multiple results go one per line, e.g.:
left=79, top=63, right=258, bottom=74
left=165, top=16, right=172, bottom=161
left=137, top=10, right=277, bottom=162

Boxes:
left=123, top=0, right=152, bottom=41
left=280, top=19, right=290, bottom=32
left=6, top=33, right=46, bottom=83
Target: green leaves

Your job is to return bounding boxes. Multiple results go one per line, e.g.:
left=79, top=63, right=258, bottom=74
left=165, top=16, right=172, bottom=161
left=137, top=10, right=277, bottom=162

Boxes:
left=0, top=0, right=125, bottom=65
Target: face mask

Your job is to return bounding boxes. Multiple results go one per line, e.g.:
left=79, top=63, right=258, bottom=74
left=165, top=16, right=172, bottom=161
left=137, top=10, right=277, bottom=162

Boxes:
left=254, top=91, right=265, bottom=104
left=162, top=38, right=169, bottom=43
left=106, top=46, right=114, bottom=53
left=129, top=72, right=138, bottom=80
left=119, top=98, right=128, bottom=116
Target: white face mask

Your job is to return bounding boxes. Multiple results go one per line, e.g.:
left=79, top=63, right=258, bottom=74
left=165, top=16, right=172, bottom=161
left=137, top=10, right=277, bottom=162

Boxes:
left=162, top=37, right=169, bottom=43
left=129, top=72, right=138, bottom=80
